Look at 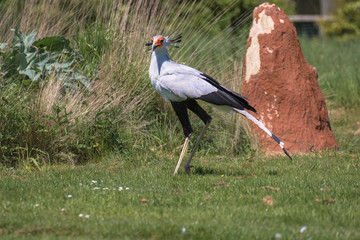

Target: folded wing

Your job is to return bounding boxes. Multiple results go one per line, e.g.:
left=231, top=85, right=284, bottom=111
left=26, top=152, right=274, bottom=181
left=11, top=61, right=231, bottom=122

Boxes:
left=158, top=62, right=255, bottom=113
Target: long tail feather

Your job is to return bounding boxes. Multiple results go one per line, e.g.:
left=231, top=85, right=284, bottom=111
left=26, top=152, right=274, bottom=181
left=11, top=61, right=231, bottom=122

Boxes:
left=233, top=108, right=293, bottom=161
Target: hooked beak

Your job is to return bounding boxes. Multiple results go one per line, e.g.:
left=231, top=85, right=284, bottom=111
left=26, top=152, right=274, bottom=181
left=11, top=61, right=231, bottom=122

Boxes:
left=152, top=43, right=160, bottom=50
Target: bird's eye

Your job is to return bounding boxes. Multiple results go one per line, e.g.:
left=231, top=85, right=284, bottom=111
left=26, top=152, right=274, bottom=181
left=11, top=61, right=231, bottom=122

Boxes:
left=160, top=39, right=164, bottom=43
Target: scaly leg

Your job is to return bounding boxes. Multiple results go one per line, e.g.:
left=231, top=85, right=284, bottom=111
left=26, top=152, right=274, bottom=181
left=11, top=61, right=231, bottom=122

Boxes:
left=173, top=137, right=190, bottom=175
left=184, top=121, right=211, bottom=173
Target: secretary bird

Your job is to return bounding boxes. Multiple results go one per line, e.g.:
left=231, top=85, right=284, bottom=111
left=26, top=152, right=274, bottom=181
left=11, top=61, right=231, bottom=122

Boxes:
left=146, top=32, right=292, bottom=175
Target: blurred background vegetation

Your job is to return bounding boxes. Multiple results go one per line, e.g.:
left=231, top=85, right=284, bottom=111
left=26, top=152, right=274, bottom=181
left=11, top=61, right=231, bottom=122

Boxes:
left=0, top=0, right=359, bottom=168
left=320, top=0, right=360, bottom=38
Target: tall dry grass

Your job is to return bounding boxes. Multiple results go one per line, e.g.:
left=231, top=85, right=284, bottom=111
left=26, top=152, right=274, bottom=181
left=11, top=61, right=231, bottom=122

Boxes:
left=0, top=0, right=255, bottom=165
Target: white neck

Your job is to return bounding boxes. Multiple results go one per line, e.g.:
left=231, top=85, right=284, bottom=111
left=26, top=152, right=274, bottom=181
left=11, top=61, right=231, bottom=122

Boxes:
left=150, top=47, right=170, bottom=77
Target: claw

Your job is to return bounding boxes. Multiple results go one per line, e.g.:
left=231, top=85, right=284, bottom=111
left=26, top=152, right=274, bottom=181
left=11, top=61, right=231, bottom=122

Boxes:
left=185, top=164, right=194, bottom=174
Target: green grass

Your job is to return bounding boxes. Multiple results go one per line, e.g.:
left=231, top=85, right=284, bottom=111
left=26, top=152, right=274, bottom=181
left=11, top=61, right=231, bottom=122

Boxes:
left=300, top=37, right=360, bottom=108
left=1, top=151, right=359, bottom=239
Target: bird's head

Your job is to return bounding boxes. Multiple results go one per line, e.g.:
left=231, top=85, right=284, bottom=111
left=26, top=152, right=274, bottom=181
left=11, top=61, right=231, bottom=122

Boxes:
left=145, top=33, right=182, bottom=51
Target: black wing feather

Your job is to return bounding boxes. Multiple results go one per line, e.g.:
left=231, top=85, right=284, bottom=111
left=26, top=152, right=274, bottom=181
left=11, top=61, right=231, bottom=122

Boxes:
left=199, top=73, right=256, bottom=113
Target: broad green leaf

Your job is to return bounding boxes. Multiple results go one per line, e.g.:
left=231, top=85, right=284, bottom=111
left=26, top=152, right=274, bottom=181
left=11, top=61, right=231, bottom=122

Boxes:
left=23, top=30, right=37, bottom=52
left=33, top=52, right=53, bottom=71
left=5, top=28, right=88, bottom=89
left=53, top=60, right=74, bottom=70
left=14, top=53, right=27, bottom=70
left=19, top=69, right=37, bottom=80
left=24, top=51, right=38, bottom=69
left=33, top=72, right=42, bottom=82
left=11, top=28, right=24, bottom=49
left=24, top=31, right=37, bottom=45
left=34, top=36, right=70, bottom=52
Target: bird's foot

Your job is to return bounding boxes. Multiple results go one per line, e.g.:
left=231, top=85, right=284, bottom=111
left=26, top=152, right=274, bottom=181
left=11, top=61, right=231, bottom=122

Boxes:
left=185, top=164, right=194, bottom=174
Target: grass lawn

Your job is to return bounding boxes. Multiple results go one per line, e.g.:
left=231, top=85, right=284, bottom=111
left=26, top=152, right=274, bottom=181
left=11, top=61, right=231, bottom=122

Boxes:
left=1, top=147, right=359, bottom=239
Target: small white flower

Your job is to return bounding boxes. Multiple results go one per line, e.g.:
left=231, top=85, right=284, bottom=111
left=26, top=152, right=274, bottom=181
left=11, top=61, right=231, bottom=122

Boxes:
left=91, top=180, right=97, bottom=184
left=67, top=195, right=72, bottom=198
left=118, top=187, right=123, bottom=191
left=125, top=187, right=129, bottom=190
left=103, top=187, right=109, bottom=190
left=93, top=187, right=100, bottom=190
left=61, top=208, right=65, bottom=211
left=85, top=214, right=90, bottom=218
left=300, top=226, right=307, bottom=233
left=79, top=213, right=84, bottom=217
left=181, top=227, right=186, bottom=234
left=34, top=204, right=40, bottom=207
left=275, top=233, right=282, bottom=239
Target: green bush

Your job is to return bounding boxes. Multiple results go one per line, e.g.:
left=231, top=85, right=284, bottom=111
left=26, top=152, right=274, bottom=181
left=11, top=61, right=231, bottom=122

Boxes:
left=0, top=28, right=131, bottom=167
left=0, top=29, right=88, bottom=88
left=319, top=0, right=360, bottom=39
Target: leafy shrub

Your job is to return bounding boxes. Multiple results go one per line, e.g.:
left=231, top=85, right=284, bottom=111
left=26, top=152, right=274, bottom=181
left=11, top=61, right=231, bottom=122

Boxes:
left=319, top=0, right=360, bottom=39
left=0, top=29, right=88, bottom=88
left=0, top=28, right=136, bottom=167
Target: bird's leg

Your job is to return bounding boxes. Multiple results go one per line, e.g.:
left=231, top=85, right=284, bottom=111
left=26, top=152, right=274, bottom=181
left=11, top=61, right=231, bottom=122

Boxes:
left=183, top=99, right=212, bottom=174
left=171, top=101, right=193, bottom=175
left=184, top=121, right=211, bottom=174
left=173, top=136, right=190, bottom=175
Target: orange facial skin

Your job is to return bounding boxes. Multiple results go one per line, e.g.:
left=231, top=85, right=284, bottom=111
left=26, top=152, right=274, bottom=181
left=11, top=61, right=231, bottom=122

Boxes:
left=154, top=37, right=164, bottom=47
